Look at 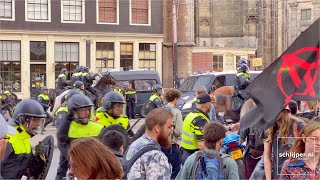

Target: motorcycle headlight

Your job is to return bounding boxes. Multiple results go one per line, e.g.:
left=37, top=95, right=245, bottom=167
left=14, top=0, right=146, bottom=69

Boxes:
left=182, top=101, right=193, bottom=110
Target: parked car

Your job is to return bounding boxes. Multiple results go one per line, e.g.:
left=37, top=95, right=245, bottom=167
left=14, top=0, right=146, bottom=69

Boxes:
left=109, top=70, right=161, bottom=117
left=177, top=71, right=262, bottom=117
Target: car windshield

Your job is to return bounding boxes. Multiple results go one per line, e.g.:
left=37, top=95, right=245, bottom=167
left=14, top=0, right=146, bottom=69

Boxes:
left=179, top=75, right=212, bottom=92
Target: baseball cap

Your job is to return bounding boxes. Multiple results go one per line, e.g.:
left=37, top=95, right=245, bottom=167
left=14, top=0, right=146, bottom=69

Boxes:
left=0, top=114, right=16, bottom=138
left=196, top=93, right=212, bottom=104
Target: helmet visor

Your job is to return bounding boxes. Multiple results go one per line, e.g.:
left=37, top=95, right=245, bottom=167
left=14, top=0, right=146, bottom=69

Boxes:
left=74, top=107, right=94, bottom=124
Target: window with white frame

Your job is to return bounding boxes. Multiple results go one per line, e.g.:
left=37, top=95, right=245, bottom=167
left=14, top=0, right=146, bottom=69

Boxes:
left=54, top=42, right=79, bottom=79
left=0, top=41, right=21, bottom=92
left=98, top=0, right=118, bottom=23
left=301, top=9, right=311, bottom=20
left=55, top=42, right=79, bottom=62
left=139, top=43, right=156, bottom=70
left=27, top=0, right=49, bottom=21
left=0, top=0, right=13, bottom=19
left=96, top=42, right=115, bottom=71
left=213, top=55, right=223, bottom=72
left=30, top=41, right=46, bottom=62
left=131, top=0, right=150, bottom=25
left=62, top=0, right=84, bottom=22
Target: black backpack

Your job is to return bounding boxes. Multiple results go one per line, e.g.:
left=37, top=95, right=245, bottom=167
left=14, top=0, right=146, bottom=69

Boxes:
left=122, top=145, right=158, bottom=179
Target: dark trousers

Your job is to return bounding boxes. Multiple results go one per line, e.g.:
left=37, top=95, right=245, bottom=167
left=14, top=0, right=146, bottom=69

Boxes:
left=56, top=153, right=69, bottom=180
left=179, top=147, right=196, bottom=166
left=126, top=101, right=136, bottom=119
left=162, top=144, right=181, bottom=179
left=244, top=153, right=261, bottom=179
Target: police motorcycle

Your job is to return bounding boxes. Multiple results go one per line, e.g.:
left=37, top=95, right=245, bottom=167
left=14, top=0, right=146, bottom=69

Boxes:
left=221, top=131, right=245, bottom=179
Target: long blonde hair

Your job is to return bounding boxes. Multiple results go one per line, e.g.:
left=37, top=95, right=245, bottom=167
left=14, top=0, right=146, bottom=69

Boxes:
left=266, top=110, right=291, bottom=144
left=306, top=101, right=318, bottom=111
left=290, top=120, right=320, bottom=154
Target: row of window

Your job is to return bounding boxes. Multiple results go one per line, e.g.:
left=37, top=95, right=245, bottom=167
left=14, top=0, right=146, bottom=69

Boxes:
left=212, top=55, right=252, bottom=72
left=0, top=40, right=157, bottom=92
left=0, top=0, right=151, bottom=25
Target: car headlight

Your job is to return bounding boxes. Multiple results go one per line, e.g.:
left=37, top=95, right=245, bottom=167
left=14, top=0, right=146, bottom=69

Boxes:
left=182, top=100, right=193, bottom=110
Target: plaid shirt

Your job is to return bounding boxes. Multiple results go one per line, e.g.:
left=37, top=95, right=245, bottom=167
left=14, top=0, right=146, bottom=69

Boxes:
left=280, top=159, right=320, bottom=180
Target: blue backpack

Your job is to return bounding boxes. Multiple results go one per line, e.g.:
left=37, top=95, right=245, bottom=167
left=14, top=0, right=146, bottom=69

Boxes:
left=189, top=150, right=227, bottom=180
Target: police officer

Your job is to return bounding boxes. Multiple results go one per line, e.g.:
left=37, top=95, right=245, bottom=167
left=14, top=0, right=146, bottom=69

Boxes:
left=71, top=66, right=83, bottom=84
left=239, top=58, right=249, bottom=66
left=57, top=94, right=106, bottom=179
left=148, top=84, right=164, bottom=112
left=73, top=80, right=85, bottom=93
left=54, top=89, right=81, bottom=128
left=81, top=66, right=99, bottom=98
left=54, top=89, right=81, bottom=180
left=113, top=84, right=123, bottom=95
left=125, top=84, right=137, bottom=119
left=233, top=63, right=251, bottom=110
left=95, top=91, right=132, bottom=134
left=2, top=86, right=14, bottom=116
left=181, top=93, right=240, bottom=165
left=56, top=68, right=70, bottom=96
left=3, top=86, right=13, bottom=99
left=180, top=93, right=212, bottom=165
left=235, top=63, right=250, bottom=93
left=1, top=99, right=47, bottom=179
left=37, top=86, right=53, bottom=132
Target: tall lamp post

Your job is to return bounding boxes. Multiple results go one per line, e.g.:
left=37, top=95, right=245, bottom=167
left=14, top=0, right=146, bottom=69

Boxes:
left=172, top=0, right=179, bottom=88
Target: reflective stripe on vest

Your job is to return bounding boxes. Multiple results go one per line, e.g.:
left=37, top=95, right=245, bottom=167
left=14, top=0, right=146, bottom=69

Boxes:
left=149, top=93, right=161, bottom=102
left=4, top=90, right=11, bottom=95
left=82, top=72, right=88, bottom=76
left=181, top=112, right=209, bottom=150
left=38, top=94, right=50, bottom=101
left=68, top=121, right=103, bottom=138
left=236, top=72, right=250, bottom=80
left=7, top=125, right=31, bottom=154
left=73, top=72, right=83, bottom=77
left=58, top=74, right=67, bottom=78
left=96, top=111, right=129, bottom=129
left=55, top=106, right=68, bottom=116
left=114, top=89, right=122, bottom=94
left=125, top=90, right=136, bottom=95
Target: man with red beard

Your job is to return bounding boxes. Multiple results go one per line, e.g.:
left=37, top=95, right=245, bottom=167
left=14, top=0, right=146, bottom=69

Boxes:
left=123, top=108, right=174, bottom=180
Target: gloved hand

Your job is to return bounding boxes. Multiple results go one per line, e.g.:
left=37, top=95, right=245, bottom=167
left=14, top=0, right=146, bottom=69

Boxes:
left=34, top=142, right=47, bottom=164
left=44, top=104, right=49, bottom=109
left=34, top=142, right=42, bottom=156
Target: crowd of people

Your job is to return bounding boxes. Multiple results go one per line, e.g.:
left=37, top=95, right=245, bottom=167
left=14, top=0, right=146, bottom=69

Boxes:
left=0, top=64, right=319, bottom=180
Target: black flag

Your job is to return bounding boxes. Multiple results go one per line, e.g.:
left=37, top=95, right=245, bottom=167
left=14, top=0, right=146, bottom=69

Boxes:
left=240, top=18, right=320, bottom=130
